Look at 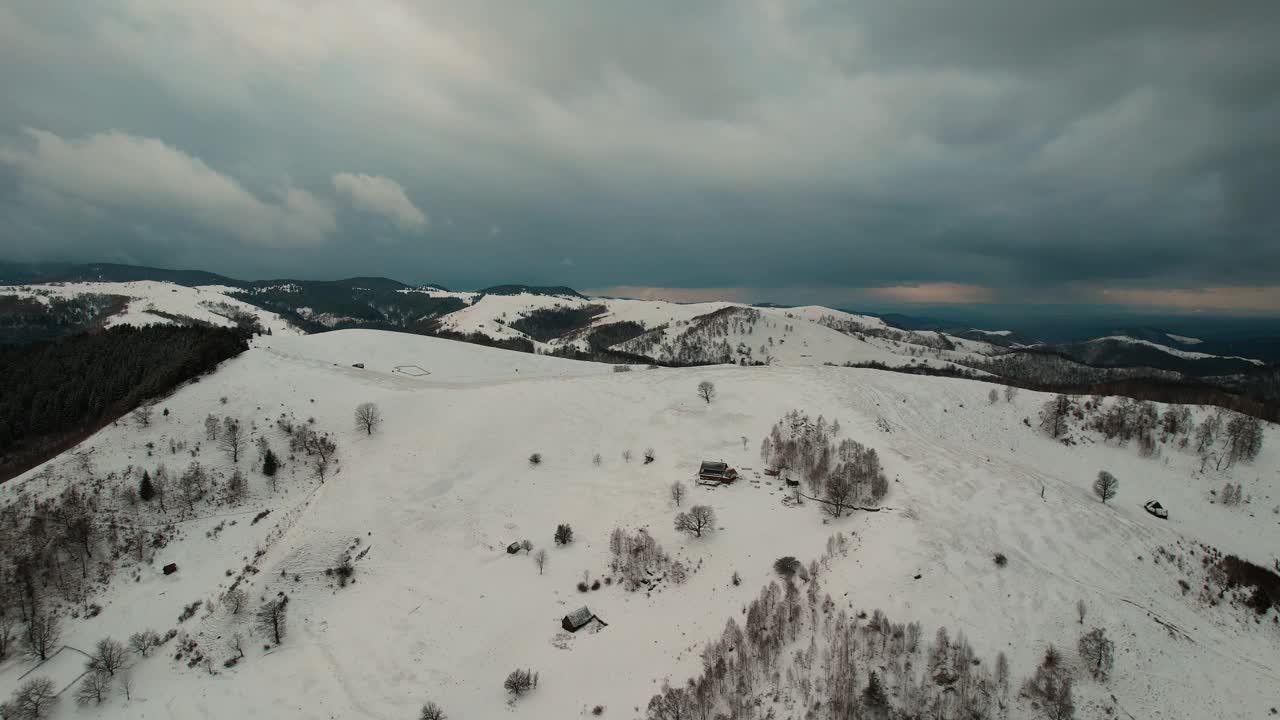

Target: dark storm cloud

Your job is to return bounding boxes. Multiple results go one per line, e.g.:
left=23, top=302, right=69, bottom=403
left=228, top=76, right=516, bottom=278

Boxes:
left=0, top=1, right=1277, bottom=307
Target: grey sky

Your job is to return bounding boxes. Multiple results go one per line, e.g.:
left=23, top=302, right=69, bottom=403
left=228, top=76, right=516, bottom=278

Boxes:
left=1, top=1, right=1278, bottom=309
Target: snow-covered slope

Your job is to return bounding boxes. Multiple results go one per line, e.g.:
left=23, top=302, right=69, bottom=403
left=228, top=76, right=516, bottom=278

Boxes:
left=1089, top=335, right=1264, bottom=365
left=2, top=281, right=302, bottom=335
left=1, top=330, right=1276, bottom=720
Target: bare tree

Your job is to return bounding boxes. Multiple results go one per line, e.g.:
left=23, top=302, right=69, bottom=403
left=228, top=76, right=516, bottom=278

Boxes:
left=674, top=505, right=716, bottom=538
left=133, top=404, right=154, bottom=427
left=220, top=417, right=245, bottom=463
left=204, top=413, right=220, bottom=441
left=622, top=449, right=633, bottom=463
left=118, top=671, right=134, bottom=702
left=75, top=671, right=111, bottom=705
left=697, top=380, right=716, bottom=404
left=1003, top=385, right=1017, bottom=403
left=534, top=549, right=547, bottom=575
left=504, top=668, right=536, bottom=696
left=670, top=481, right=686, bottom=507
left=824, top=473, right=853, bottom=517
left=223, top=469, right=248, bottom=506
left=128, top=629, right=160, bottom=657
left=1221, top=414, right=1264, bottom=470
left=0, top=614, right=13, bottom=661
left=224, top=587, right=247, bottom=614
left=1092, top=471, right=1119, bottom=504
left=592, top=453, right=602, bottom=466
left=227, top=632, right=245, bottom=660
left=1078, top=627, right=1114, bottom=680
left=988, top=388, right=999, bottom=405
left=256, top=595, right=289, bottom=645
left=420, top=701, right=447, bottom=720
left=7, top=677, right=57, bottom=719
left=1039, top=394, right=1071, bottom=438
left=88, top=637, right=128, bottom=676
left=178, top=462, right=208, bottom=513
left=647, top=682, right=694, bottom=720
left=1076, top=599, right=1086, bottom=625
left=354, top=402, right=382, bottom=436
left=25, top=613, right=59, bottom=661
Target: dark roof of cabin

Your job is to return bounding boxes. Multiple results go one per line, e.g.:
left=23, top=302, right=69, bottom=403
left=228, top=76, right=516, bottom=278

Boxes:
left=564, top=606, right=596, bottom=627
left=700, top=461, right=728, bottom=473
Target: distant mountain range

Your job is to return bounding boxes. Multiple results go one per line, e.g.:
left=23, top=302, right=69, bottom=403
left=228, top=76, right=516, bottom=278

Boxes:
left=1, top=263, right=1276, bottom=385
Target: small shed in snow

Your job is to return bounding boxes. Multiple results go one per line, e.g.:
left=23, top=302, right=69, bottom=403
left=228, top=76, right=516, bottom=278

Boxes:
left=561, top=606, right=607, bottom=633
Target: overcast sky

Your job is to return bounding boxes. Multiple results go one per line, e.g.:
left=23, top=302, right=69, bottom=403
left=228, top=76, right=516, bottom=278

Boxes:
left=2, top=2, right=1278, bottom=311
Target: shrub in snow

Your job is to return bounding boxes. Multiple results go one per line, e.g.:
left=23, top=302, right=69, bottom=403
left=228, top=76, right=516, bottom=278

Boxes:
left=993, top=553, right=1008, bottom=567
left=773, top=556, right=801, bottom=578
left=504, top=668, right=537, bottom=696
left=529, top=453, right=542, bottom=466
left=420, top=701, right=447, bottom=720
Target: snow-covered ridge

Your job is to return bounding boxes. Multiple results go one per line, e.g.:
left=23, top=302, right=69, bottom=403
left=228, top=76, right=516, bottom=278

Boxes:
left=1166, top=333, right=1203, bottom=345
left=1089, top=335, right=1263, bottom=365
left=1, top=281, right=303, bottom=336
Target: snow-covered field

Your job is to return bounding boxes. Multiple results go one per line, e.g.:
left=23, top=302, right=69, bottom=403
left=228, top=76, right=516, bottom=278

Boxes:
left=1, top=328, right=1277, bottom=719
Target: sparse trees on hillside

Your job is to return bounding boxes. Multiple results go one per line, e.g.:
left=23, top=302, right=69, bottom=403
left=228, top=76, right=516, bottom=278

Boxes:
left=697, top=380, right=716, bottom=404
left=1221, top=414, right=1263, bottom=469
left=256, top=595, right=289, bottom=645
left=670, top=481, right=686, bottom=507
left=1092, top=471, right=1118, bottom=504
left=354, top=402, right=382, bottom=435
left=675, top=505, right=716, bottom=538
left=219, top=417, right=244, bottom=463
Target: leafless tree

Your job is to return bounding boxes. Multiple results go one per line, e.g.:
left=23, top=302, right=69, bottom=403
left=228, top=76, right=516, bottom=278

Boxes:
left=204, top=413, right=220, bottom=441
left=697, top=380, right=716, bottom=404
left=133, top=404, right=154, bottom=427
left=420, top=701, right=447, bottom=720
left=354, top=402, right=382, bottom=436
left=178, top=462, right=208, bottom=513
left=1039, top=394, right=1071, bottom=438
left=0, top=614, right=14, bottom=661
left=25, top=613, right=59, bottom=661
left=1076, top=599, right=1086, bottom=625
left=7, top=677, right=57, bottom=719
left=224, top=587, right=247, bottom=614
left=592, top=453, right=602, bottom=466
left=670, top=481, right=686, bottom=507
left=118, top=671, right=134, bottom=702
left=824, top=473, right=853, bottom=517
left=1221, top=414, right=1264, bottom=470
left=534, top=549, right=547, bottom=575
left=1092, top=471, right=1119, bottom=504
left=223, top=469, right=248, bottom=506
left=128, top=629, right=160, bottom=657
left=220, top=417, right=245, bottom=463
left=1003, top=385, right=1017, bottom=403
left=647, top=682, right=694, bottom=720
left=1078, top=627, right=1114, bottom=680
left=504, top=668, right=536, bottom=696
left=988, top=388, right=999, bottom=405
left=674, top=505, right=716, bottom=538
left=227, top=632, right=245, bottom=660
left=643, top=447, right=656, bottom=464
left=256, top=595, right=289, bottom=645
left=88, top=636, right=128, bottom=676
left=75, top=670, right=111, bottom=705
left=622, top=449, right=633, bottom=463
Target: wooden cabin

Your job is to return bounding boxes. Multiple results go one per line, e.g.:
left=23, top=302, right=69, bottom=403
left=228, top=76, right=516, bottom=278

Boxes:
left=698, top=461, right=739, bottom=485
left=562, top=606, right=607, bottom=633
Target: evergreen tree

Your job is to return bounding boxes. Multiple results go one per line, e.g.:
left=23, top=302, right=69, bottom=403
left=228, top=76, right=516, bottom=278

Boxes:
left=139, top=471, right=156, bottom=501
left=262, top=449, right=279, bottom=477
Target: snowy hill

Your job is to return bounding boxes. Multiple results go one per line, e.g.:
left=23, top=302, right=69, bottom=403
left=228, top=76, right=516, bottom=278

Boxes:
left=1, top=329, right=1277, bottom=719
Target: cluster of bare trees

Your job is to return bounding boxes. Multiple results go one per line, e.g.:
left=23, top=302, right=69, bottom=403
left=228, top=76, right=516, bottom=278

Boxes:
left=761, top=411, right=889, bottom=514
left=609, top=527, right=674, bottom=591
left=287, top=424, right=338, bottom=479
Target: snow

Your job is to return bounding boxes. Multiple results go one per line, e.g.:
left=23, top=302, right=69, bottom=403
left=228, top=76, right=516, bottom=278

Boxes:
left=1, top=330, right=1278, bottom=720
left=1090, top=335, right=1263, bottom=365
left=1166, top=333, right=1203, bottom=345
left=1, top=281, right=303, bottom=336
left=971, top=328, right=1013, bottom=337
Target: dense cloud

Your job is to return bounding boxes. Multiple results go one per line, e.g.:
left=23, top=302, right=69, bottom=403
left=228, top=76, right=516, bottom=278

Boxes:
left=1, top=1, right=1277, bottom=307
